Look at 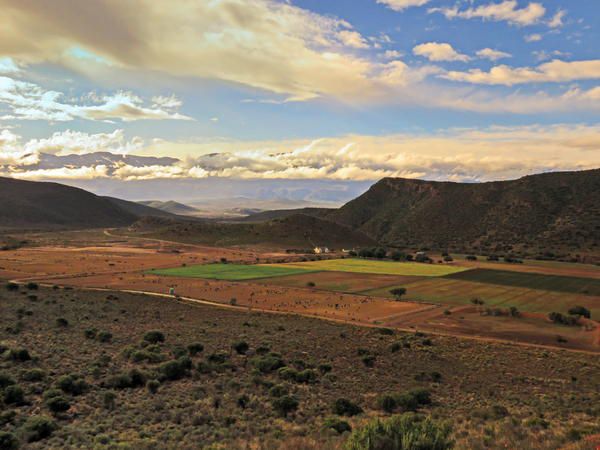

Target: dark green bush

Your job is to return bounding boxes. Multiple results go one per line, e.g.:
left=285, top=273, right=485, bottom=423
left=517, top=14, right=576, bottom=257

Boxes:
left=344, top=413, right=452, bottom=450
left=187, top=343, right=204, bottom=356
left=45, top=395, right=70, bottom=414
left=318, top=363, right=332, bottom=374
left=56, top=374, right=88, bottom=395
left=253, top=354, right=285, bottom=373
left=3, top=385, right=25, bottom=405
left=362, top=355, right=376, bottom=368
left=159, top=357, right=192, bottom=381
left=84, top=328, right=97, bottom=339
left=323, top=417, right=352, bottom=434
left=147, top=379, right=160, bottom=394
left=26, top=282, right=38, bottom=290
left=233, top=341, right=249, bottom=355
left=568, top=306, right=591, bottom=319
left=55, top=318, right=69, bottom=328
left=272, top=395, right=299, bottom=417
left=143, top=330, right=165, bottom=344
left=5, top=283, right=18, bottom=291
left=8, top=348, right=31, bottom=362
left=333, top=398, right=363, bottom=417
left=97, top=331, right=112, bottom=343
left=0, top=431, right=19, bottom=450
left=207, top=352, right=229, bottom=364
left=0, top=372, right=15, bottom=388
left=22, top=416, right=57, bottom=442
left=269, top=384, right=288, bottom=398
left=22, top=368, right=45, bottom=382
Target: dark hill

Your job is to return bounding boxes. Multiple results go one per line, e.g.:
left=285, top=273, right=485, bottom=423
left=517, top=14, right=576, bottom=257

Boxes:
left=0, top=177, right=138, bottom=229
left=130, top=214, right=375, bottom=248
left=102, top=197, right=176, bottom=219
left=326, top=169, right=600, bottom=256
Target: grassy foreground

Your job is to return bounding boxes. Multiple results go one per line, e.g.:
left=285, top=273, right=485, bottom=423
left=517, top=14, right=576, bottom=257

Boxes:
left=1, top=285, right=599, bottom=449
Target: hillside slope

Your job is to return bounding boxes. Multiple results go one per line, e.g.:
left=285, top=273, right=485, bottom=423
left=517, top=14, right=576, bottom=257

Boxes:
left=0, top=177, right=137, bottom=229
left=130, top=214, right=375, bottom=248
left=103, top=197, right=176, bottom=219
left=327, top=169, right=600, bottom=256
left=138, top=200, right=201, bottom=216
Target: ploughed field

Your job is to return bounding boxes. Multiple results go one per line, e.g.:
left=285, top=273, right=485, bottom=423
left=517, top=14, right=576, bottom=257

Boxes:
left=0, top=230, right=599, bottom=352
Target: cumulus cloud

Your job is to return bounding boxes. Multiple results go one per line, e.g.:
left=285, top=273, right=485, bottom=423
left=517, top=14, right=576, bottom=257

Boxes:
left=429, top=1, right=546, bottom=26
left=525, top=33, right=543, bottom=42
left=4, top=125, right=599, bottom=182
left=0, top=57, right=20, bottom=74
left=443, top=59, right=600, bottom=85
left=24, top=129, right=143, bottom=156
left=476, top=48, right=512, bottom=61
left=413, top=42, right=470, bottom=62
left=337, top=30, right=370, bottom=49
left=548, top=9, right=566, bottom=28
left=0, top=76, right=191, bottom=121
left=376, top=0, right=431, bottom=11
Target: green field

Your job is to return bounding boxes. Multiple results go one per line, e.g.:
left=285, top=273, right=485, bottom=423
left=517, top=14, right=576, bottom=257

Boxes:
left=363, top=278, right=600, bottom=316
left=271, top=258, right=467, bottom=277
left=446, top=268, right=600, bottom=296
left=150, top=264, right=317, bottom=280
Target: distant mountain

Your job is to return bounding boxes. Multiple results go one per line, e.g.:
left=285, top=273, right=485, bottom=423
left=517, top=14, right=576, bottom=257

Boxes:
left=0, top=177, right=137, bottom=229
left=138, top=200, right=200, bottom=216
left=103, top=197, right=176, bottom=218
left=232, top=207, right=334, bottom=222
left=326, top=169, right=600, bottom=256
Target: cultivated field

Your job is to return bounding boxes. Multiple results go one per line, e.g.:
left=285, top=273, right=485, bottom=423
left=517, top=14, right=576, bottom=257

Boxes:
left=270, top=259, right=467, bottom=277
left=151, top=264, right=319, bottom=281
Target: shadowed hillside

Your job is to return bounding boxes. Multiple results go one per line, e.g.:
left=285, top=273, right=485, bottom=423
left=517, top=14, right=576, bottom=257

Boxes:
left=0, top=177, right=138, bottom=229
left=326, top=169, right=600, bottom=257
left=130, top=214, right=375, bottom=248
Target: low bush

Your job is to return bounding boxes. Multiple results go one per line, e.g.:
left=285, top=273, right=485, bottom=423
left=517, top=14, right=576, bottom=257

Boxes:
left=3, top=385, right=25, bottom=405
left=56, top=374, right=88, bottom=395
left=8, top=348, right=31, bottom=362
left=97, top=331, right=112, bottom=343
left=323, top=417, right=352, bottom=435
left=22, top=368, right=45, bottom=382
left=159, top=357, right=192, bottom=381
left=253, top=354, right=285, bottom=373
left=143, top=330, right=165, bottom=344
left=232, top=341, right=249, bottom=355
left=5, top=282, right=18, bottom=291
left=333, top=398, right=363, bottom=417
left=187, top=343, right=204, bottom=356
left=45, top=395, right=71, bottom=414
left=0, top=372, right=15, bottom=388
left=147, top=379, right=160, bottom=394
left=22, top=416, right=57, bottom=442
left=344, top=413, right=452, bottom=450
left=272, top=395, right=299, bottom=417
left=0, top=431, right=19, bottom=450
left=568, top=306, right=591, bottom=319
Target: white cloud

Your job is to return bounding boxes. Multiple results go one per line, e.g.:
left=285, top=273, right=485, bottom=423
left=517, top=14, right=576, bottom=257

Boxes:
left=4, top=125, right=599, bottom=182
left=23, top=129, right=143, bottom=156
left=429, top=1, right=546, bottom=26
left=413, top=42, right=470, bottom=62
left=443, top=59, right=600, bottom=86
left=337, top=30, right=369, bottom=49
left=548, top=9, right=566, bottom=28
left=525, top=33, right=543, bottom=42
left=376, top=0, right=431, bottom=11
left=476, top=48, right=512, bottom=61
left=0, top=57, right=20, bottom=74
left=0, top=76, right=191, bottom=122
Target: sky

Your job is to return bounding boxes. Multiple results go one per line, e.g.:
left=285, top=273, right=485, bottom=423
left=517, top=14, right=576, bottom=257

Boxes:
left=0, top=0, right=599, bottom=197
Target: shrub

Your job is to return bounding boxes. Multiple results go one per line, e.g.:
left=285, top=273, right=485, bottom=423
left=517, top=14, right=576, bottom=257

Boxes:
left=324, top=417, right=352, bottom=435
left=56, top=374, right=88, bottom=395
left=344, top=413, right=452, bottom=450
left=187, top=343, right=204, bottom=356
left=103, top=392, right=116, bottom=409
left=22, top=416, right=57, bottom=442
left=306, top=281, right=316, bottom=287
left=8, top=348, right=31, bottom=362
left=5, top=282, right=18, bottom=291
left=548, top=312, right=579, bottom=326
left=272, top=395, right=299, bottom=417
left=376, top=328, right=394, bottom=336
left=362, top=355, right=376, bottom=368
left=568, top=306, right=591, bottom=319
left=389, top=288, right=407, bottom=300
left=0, top=372, right=15, bottom=388
left=143, top=330, right=165, bottom=344
left=466, top=255, right=477, bottom=261
left=294, top=369, right=318, bottom=384
left=318, top=363, right=332, bottom=374
left=84, top=328, right=97, bottom=339
left=333, top=398, right=363, bottom=417
left=55, top=318, right=69, bottom=327
left=45, top=396, right=70, bottom=414
left=269, top=384, right=288, bottom=398
left=26, top=282, right=38, bottom=290
left=207, top=352, right=229, bottom=364
left=131, top=349, right=166, bottom=364
left=0, top=432, right=19, bottom=450
left=147, top=379, right=160, bottom=394
left=233, top=341, right=249, bottom=355
left=3, top=385, right=25, bottom=405
left=253, top=354, right=285, bottom=373
left=97, top=331, right=112, bottom=343
left=22, top=368, right=45, bottom=382
left=159, top=357, right=192, bottom=381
